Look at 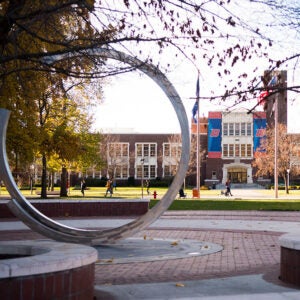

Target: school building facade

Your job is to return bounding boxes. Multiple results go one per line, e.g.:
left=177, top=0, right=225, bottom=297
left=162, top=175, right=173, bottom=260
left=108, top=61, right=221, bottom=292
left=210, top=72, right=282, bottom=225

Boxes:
left=99, top=108, right=271, bottom=187
left=90, top=70, right=300, bottom=187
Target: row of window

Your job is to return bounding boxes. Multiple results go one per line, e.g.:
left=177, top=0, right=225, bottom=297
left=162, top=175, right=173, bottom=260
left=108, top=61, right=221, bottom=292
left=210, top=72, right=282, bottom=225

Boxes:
left=108, top=142, right=178, bottom=179
left=108, top=142, right=253, bottom=178
left=223, top=144, right=252, bottom=158
left=223, top=122, right=252, bottom=136
left=163, top=143, right=181, bottom=157
left=136, top=143, right=156, bottom=157
left=108, top=143, right=182, bottom=158
left=113, top=165, right=177, bottom=179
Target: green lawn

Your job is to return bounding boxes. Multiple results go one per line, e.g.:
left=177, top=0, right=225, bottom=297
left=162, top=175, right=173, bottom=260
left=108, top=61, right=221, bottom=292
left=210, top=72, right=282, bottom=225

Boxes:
left=149, top=199, right=300, bottom=211
left=2, top=186, right=300, bottom=211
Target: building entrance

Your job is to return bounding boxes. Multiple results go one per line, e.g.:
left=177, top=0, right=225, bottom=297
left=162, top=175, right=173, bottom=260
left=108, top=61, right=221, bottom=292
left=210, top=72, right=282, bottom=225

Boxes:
left=228, top=167, right=247, bottom=183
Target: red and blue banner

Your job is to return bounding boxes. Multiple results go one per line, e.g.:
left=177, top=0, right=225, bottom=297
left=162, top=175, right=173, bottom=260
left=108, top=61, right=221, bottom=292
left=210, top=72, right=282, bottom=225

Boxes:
left=208, top=112, right=222, bottom=158
left=253, top=112, right=266, bottom=152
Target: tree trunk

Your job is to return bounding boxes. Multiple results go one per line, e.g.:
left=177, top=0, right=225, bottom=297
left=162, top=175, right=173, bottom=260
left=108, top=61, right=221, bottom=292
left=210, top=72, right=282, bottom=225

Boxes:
left=41, top=154, right=47, bottom=198
left=60, top=167, right=68, bottom=197
left=51, top=171, right=54, bottom=191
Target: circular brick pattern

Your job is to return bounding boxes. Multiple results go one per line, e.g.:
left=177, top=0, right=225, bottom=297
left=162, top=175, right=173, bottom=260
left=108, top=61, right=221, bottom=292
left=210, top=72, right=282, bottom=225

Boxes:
left=95, top=237, right=223, bottom=264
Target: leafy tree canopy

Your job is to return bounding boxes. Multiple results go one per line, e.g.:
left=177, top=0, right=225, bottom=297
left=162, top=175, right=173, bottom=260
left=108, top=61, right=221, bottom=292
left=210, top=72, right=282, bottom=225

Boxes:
left=0, top=0, right=299, bottom=102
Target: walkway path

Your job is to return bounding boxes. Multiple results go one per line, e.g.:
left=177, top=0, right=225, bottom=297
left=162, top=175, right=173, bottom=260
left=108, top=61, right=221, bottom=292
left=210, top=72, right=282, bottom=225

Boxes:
left=1, top=210, right=300, bottom=299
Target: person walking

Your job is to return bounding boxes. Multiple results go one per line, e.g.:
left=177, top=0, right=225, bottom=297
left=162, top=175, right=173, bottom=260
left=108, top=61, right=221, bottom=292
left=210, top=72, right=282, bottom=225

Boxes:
left=105, top=178, right=113, bottom=197
left=113, top=179, right=117, bottom=191
left=80, top=179, right=86, bottom=196
left=225, top=179, right=233, bottom=196
left=146, top=179, right=150, bottom=195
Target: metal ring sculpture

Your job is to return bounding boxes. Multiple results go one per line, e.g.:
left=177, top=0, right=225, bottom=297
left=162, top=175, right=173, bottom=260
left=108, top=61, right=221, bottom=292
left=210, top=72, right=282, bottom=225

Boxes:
left=0, top=48, right=190, bottom=245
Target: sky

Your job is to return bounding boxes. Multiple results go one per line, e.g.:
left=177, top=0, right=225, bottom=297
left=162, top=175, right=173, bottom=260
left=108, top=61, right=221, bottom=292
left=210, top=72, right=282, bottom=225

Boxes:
left=91, top=65, right=300, bottom=134
left=90, top=1, right=300, bottom=134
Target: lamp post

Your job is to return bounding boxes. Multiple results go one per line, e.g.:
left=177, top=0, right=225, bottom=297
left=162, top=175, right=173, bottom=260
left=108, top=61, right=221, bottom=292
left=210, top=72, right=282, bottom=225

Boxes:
left=141, top=158, right=144, bottom=199
left=287, top=168, right=290, bottom=194
left=274, top=88, right=279, bottom=198
left=30, top=164, right=35, bottom=195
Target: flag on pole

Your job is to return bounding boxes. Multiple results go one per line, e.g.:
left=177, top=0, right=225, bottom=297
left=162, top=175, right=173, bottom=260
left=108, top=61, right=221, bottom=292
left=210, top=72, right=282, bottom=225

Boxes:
left=192, top=101, right=198, bottom=123
left=268, top=76, right=277, bottom=87
left=192, top=74, right=200, bottom=123
left=196, top=74, right=200, bottom=99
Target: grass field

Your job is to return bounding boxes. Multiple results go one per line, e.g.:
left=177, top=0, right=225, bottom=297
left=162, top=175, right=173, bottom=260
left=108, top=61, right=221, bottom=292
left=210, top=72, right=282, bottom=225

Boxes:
left=1, top=186, right=300, bottom=211
left=149, top=199, right=300, bottom=211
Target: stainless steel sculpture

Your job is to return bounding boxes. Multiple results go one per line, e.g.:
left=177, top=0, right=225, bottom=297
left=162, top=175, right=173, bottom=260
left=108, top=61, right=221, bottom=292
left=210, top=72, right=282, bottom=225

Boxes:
left=0, top=48, right=190, bottom=245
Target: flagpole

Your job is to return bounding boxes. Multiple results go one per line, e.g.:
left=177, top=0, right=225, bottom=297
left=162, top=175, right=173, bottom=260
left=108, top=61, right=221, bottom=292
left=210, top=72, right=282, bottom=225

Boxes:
left=196, top=97, right=200, bottom=194
left=191, top=73, right=200, bottom=198
left=274, top=82, right=279, bottom=199
left=196, top=74, right=200, bottom=197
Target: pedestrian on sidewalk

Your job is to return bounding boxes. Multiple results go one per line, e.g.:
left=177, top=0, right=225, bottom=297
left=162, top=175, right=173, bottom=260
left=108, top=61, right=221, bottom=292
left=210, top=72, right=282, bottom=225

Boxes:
left=146, top=180, right=150, bottom=195
left=105, top=178, right=113, bottom=197
left=225, top=179, right=233, bottom=196
left=80, top=179, right=87, bottom=196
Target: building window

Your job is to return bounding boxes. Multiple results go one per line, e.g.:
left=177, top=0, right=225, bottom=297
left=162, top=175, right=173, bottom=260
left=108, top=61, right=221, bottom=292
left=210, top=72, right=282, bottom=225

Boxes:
left=136, top=143, right=157, bottom=158
left=144, top=144, right=149, bottom=157
left=229, top=144, right=234, bottom=157
left=136, top=165, right=142, bottom=178
left=223, top=123, right=228, bottom=136
left=144, top=165, right=149, bottom=178
left=122, top=144, right=128, bottom=156
left=223, top=144, right=228, bottom=157
left=235, top=144, right=240, bottom=157
left=247, top=123, right=252, bottom=136
left=150, top=165, right=156, bottom=178
left=223, top=143, right=252, bottom=158
left=241, top=123, right=246, bottom=136
left=135, top=143, right=157, bottom=179
left=163, top=165, right=177, bottom=177
left=107, top=143, right=129, bottom=179
left=235, top=123, right=240, bottom=136
left=163, top=143, right=181, bottom=166
left=136, top=165, right=156, bottom=179
left=150, top=144, right=156, bottom=156
left=229, top=123, right=234, bottom=136
left=164, top=165, right=170, bottom=176
left=137, top=144, right=143, bottom=156
left=241, top=144, right=246, bottom=157
left=164, top=144, right=170, bottom=156
left=247, top=144, right=252, bottom=157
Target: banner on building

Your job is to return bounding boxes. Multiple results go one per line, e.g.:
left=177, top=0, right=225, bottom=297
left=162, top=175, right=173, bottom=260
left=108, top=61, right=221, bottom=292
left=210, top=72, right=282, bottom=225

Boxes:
left=253, top=112, right=266, bottom=153
left=208, top=112, right=222, bottom=158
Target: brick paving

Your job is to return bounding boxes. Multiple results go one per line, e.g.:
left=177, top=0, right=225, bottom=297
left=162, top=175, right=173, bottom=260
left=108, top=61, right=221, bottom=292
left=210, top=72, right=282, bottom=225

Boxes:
left=93, top=211, right=300, bottom=286
left=94, top=228, right=281, bottom=285
left=1, top=210, right=299, bottom=289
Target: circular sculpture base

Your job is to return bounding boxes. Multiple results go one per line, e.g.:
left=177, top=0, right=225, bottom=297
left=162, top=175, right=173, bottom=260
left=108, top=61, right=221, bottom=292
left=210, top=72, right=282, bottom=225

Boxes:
left=95, top=237, right=223, bottom=264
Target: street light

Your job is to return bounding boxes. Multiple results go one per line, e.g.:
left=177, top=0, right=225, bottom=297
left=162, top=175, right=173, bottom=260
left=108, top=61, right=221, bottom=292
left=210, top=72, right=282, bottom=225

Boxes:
left=30, top=164, right=35, bottom=195
left=141, top=158, right=145, bottom=198
left=287, top=168, right=290, bottom=194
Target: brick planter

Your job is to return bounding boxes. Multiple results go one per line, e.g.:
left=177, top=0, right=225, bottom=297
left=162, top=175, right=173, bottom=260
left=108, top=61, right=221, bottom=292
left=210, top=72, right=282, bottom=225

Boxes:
left=0, top=240, right=97, bottom=300
left=0, top=199, right=149, bottom=219
left=279, top=233, right=300, bottom=286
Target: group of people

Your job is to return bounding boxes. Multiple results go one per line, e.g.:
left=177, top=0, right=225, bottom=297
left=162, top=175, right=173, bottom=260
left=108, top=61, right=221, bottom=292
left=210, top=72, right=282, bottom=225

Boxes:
left=80, top=178, right=116, bottom=197
left=81, top=178, right=233, bottom=198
